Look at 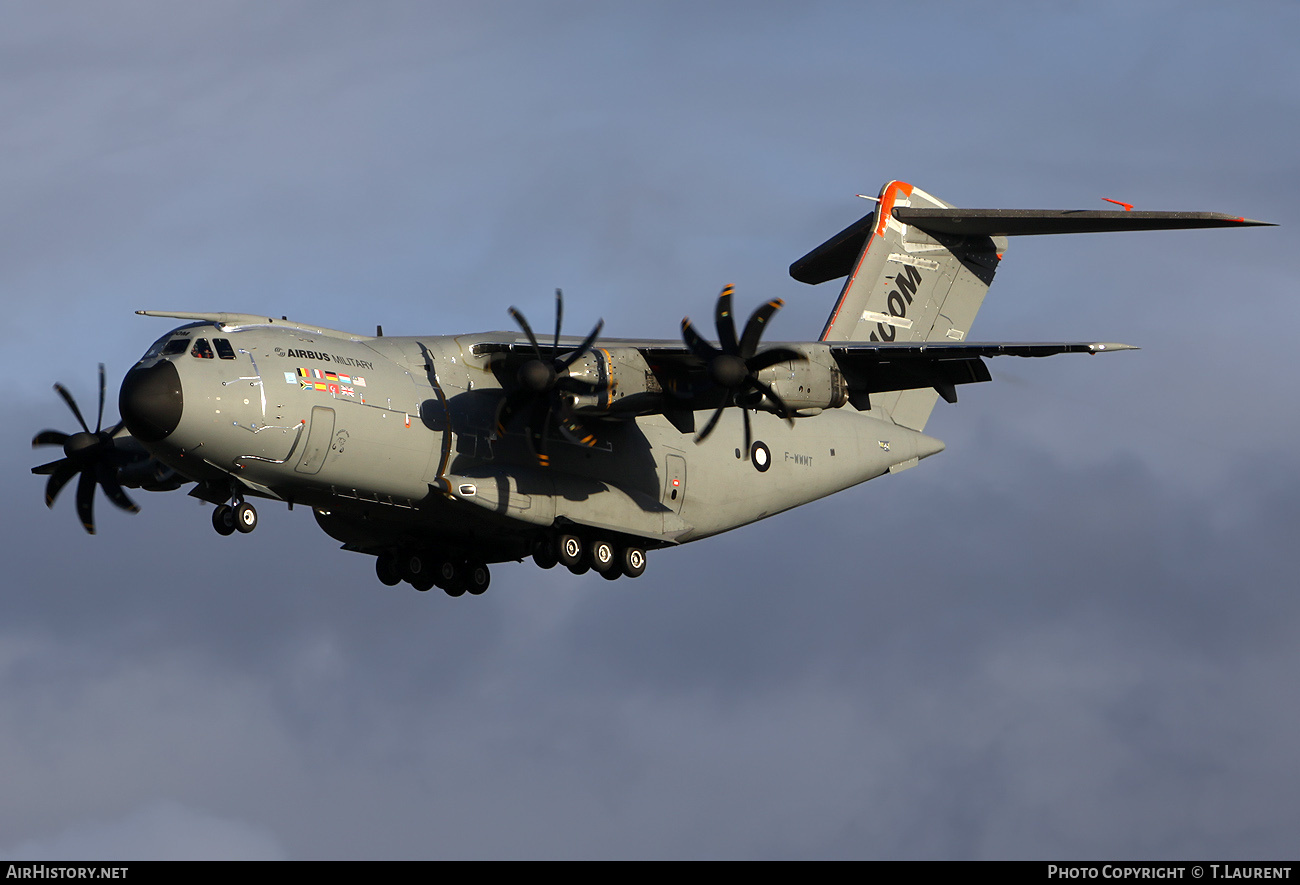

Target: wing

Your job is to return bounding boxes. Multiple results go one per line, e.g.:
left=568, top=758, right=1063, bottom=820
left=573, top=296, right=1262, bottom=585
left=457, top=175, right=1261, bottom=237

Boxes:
left=826, top=340, right=1134, bottom=407
left=473, top=334, right=1134, bottom=416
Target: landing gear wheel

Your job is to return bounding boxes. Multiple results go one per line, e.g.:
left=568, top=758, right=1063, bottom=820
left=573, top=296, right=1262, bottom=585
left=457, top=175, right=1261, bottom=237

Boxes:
left=620, top=546, right=647, bottom=579
left=234, top=501, right=258, bottom=533
left=601, top=566, right=622, bottom=582
left=533, top=541, right=558, bottom=570
left=589, top=539, right=615, bottom=573
left=212, top=504, right=236, bottom=536
left=465, top=561, right=490, bottom=595
left=411, top=573, right=435, bottom=592
left=403, top=551, right=430, bottom=584
left=557, top=534, right=584, bottom=569
left=434, top=558, right=458, bottom=590
left=442, top=578, right=466, bottom=598
left=375, top=554, right=402, bottom=587
left=567, top=560, right=589, bottom=576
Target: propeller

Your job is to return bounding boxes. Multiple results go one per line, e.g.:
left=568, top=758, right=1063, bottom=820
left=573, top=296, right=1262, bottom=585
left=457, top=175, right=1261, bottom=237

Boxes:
left=680, top=284, right=806, bottom=457
left=31, top=363, right=139, bottom=534
left=495, top=289, right=605, bottom=465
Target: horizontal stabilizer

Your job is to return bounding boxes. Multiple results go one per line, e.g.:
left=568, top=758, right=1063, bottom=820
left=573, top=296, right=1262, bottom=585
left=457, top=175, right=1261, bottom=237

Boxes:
left=894, top=208, right=1273, bottom=238
left=791, top=206, right=1271, bottom=285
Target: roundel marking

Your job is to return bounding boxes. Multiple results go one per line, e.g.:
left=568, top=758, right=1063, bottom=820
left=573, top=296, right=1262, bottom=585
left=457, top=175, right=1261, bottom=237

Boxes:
left=751, top=441, right=771, bottom=472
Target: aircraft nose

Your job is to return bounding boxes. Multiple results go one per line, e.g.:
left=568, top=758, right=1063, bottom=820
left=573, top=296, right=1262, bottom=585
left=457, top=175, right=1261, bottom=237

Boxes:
left=119, top=360, right=184, bottom=442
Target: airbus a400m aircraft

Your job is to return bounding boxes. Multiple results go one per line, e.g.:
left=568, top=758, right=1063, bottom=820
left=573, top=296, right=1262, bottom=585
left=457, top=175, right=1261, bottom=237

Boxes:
left=32, top=181, right=1267, bottom=596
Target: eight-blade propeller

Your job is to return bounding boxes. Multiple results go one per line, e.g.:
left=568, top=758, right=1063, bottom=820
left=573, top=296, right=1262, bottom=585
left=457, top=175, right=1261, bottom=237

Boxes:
left=31, top=364, right=139, bottom=534
left=680, top=285, right=805, bottom=457
left=495, top=289, right=605, bottom=466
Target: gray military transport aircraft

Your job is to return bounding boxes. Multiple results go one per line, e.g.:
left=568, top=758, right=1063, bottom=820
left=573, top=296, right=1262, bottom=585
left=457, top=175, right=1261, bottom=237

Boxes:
left=32, top=181, right=1269, bottom=595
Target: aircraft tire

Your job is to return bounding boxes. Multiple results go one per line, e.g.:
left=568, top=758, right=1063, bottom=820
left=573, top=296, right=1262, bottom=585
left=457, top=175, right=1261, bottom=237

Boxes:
left=533, top=541, right=559, bottom=570
left=234, top=502, right=258, bottom=533
left=212, top=505, right=236, bottom=536
left=589, top=539, right=615, bottom=573
left=411, top=573, right=435, bottom=592
left=620, top=546, right=647, bottom=579
left=465, top=562, right=490, bottom=595
left=600, top=566, right=621, bottom=582
left=566, top=560, right=590, bottom=576
left=557, top=534, right=584, bottom=569
left=403, top=551, right=435, bottom=585
left=434, top=558, right=458, bottom=590
left=375, top=554, right=402, bottom=586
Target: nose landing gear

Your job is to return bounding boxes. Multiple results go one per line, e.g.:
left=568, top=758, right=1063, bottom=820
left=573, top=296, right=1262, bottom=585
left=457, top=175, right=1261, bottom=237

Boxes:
left=211, top=497, right=258, bottom=536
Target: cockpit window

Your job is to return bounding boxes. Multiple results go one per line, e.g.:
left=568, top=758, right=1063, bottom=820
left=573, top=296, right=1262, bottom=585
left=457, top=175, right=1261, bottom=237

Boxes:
left=191, top=338, right=215, bottom=359
left=213, top=338, right=237, bottom=360
left=163, top=338, right=190, bottom=355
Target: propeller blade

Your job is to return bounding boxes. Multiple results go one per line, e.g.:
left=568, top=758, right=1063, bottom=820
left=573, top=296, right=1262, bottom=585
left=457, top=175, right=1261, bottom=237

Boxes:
left=748, top=377, right=797, bottom=426
left=559, top=417, right=599, bottom=448
left=75, top=468, right=97, bottom=534
left=32, top=458, right=67, bottom=475
left=54, top=383, right=91, bottom=434
left=557, top=318, right=605, bottom=370
left=747, top=347, right=806, bottom=373
left=32, top=430, right=70, bottom=448
left=494, top=388, right=533, bottom=437
left=738, top=299, right=784, bottom=359
left=97, top=462, right=140, bottom=513
left=553, top=288, right=563, bottom=350
left=695, top=399, right=730, bottom=444
left=559, top=377, right=603, bottom=396
left=527, top=397, right=554, bottom=467
left=96, top=363, right=106, bottom=434
left=681, top=318, right=721, bottom=362
left=508, top=307, right=543, bottom=360
left=715, top=285, right=738, bottom=353
left=44, top=461, right=79, bottom=507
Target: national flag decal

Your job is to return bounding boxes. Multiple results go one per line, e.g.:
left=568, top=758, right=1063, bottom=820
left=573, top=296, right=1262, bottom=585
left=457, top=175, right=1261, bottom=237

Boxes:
left=296, top=368, right=366, bottom=398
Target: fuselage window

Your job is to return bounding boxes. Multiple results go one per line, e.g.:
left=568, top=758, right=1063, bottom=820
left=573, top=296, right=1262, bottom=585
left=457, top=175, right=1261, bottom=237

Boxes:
left=191, top=338, right=215, bottom=359
left=163, top=338, right=190, bottom=356
left=213, top=338, right=237, bottom=360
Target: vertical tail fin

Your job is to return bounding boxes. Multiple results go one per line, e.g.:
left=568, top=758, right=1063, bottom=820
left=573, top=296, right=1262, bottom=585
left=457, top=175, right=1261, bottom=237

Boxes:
left=793, top=181, right=1006, bottom=431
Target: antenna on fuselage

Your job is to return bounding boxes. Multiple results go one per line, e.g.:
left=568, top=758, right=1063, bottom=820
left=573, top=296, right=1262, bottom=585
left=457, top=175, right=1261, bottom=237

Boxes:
left=376, top=325, right=384, bottom=337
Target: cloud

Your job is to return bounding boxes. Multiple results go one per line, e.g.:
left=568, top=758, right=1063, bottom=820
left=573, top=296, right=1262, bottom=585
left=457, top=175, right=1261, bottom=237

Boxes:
left=2, top=800, right=287, bottom=861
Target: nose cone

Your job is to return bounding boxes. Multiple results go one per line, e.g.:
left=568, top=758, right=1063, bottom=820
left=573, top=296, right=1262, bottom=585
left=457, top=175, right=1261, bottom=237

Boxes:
left=119, top=361, right=183, bottom=442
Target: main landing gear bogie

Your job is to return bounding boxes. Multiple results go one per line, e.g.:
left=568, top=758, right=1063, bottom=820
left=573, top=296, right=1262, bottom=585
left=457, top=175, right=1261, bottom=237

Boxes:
left=380, top=549, right=492, bottom=597
left=537, top=533, right=649, bottom=581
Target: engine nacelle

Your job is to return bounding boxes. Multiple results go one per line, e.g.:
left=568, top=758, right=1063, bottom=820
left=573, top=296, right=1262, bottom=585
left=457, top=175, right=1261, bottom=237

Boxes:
left=753, top=348, right=848, bottom=414
left=561, top=347, right=664, bottom=415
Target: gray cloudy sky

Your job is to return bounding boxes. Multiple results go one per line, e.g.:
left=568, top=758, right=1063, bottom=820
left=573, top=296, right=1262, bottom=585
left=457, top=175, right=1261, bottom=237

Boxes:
left=2, top=1, right=1298, bottom=860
